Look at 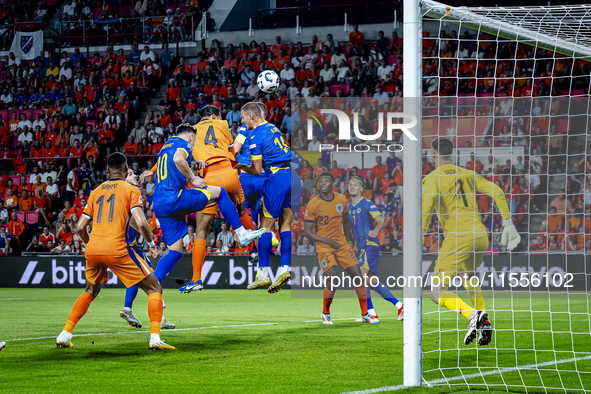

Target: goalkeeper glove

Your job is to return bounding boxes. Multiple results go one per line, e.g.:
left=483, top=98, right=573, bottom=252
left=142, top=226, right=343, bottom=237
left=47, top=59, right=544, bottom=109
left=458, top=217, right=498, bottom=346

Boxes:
left=501, top=218, right=521, bottom=251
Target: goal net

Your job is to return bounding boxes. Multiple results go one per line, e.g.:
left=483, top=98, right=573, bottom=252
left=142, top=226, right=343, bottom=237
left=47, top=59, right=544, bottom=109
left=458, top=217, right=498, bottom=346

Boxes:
left=419, top=1, right=591, bottom=391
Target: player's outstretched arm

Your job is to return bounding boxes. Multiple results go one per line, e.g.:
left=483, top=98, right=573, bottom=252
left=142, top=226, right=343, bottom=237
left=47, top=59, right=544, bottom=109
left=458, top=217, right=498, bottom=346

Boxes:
left=173, top=149, right=206, bottom=188
left=130, top=208, right=159, bottom=259
left=304, top=221, right=340, bottom=250
left=232, top=132, right=246, bottom=154
left=342, top=214, right=354, bottom=245
left=474, top=176, right=521, bottom=250
left=421, top=176, right=438, bottom=235
left=139, top=168, right=155, bottom=183
left=76, top=215, right=91, bottom=244
left=235, top=158, right=262, bottom=176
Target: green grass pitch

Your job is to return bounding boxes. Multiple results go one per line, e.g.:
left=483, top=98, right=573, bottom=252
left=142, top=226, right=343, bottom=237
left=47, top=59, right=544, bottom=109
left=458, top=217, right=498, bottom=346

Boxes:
left=0, top=288, right=589, bottom=393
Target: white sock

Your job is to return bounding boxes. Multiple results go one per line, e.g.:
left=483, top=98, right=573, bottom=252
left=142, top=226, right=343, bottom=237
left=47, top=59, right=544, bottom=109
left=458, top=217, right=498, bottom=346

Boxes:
left=162, top=300, right=166, bottom=309
left=150, top=333, right=161, bottom=343
left=60, top=330, right=73, bottom=341
left=258, top=266, right=268, bottom=278
left=395, top=302, right=403, bottom=309
left=279, top=265, right=290, bottom=274
left=235, top=226, right=247, bottom=238
left=122, top=307, right=131, bottom=313
left=368, top=308, right=376, bottom=316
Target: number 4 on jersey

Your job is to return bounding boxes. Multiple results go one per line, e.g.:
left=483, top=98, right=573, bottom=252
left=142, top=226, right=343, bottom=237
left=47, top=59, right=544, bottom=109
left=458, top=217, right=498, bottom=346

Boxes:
left=205, top=126, right=218, bottom=148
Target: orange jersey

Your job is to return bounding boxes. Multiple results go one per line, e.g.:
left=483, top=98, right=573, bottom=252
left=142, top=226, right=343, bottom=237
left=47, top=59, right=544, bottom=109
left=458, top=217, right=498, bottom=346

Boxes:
left=82, top=179, right=143, bottom=256
left=192, top=118, right=235, bottom=166
left=304, top=193, right=349, bottom=253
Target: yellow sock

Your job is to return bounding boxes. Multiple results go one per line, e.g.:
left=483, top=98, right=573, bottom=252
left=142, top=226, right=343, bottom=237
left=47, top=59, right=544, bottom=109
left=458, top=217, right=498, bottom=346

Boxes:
left=439, top=291, right=474, bottom=320
left=464, top=281, right=486, bottom=311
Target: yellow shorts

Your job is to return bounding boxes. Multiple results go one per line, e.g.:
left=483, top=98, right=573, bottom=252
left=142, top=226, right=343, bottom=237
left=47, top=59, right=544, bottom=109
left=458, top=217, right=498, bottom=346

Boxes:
left=85, top=248, right=152, bottom=288
left=200, top=161, right=244, bottom=215
left=317, top=245, right=358, bottom=273
left=434, top=236, right=488, bottom=277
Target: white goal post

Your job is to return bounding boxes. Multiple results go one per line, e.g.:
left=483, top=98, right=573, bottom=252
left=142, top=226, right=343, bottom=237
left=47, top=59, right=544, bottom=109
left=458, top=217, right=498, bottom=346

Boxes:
left=403, top=0, right=591, bottom=391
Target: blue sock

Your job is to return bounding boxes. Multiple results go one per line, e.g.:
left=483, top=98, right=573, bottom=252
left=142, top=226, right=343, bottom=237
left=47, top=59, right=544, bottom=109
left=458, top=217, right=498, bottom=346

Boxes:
left=154, top=250, right=182, bottom=282
left=251, top=209, right=259, bottom=227
left=217, top=187, right=243, bottom=230
left=124, top=285, right=139, bottom=308
left=372, top=283, right=400, bottom=306
left=258, top=233, right=272, bottom=268
left=280, top=231, right=291, bottom=266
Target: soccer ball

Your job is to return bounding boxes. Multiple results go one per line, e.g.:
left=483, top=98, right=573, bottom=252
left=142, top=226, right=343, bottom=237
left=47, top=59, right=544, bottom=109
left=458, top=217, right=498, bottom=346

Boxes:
left=257, top=70, right=280, bottom=93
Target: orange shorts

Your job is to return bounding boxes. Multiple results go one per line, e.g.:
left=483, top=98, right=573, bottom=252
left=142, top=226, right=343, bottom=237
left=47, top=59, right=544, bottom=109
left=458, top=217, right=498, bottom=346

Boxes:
left=317, top=245, right=358, bottom=273
left=200, top=160, right=244, bottom=215
left=85, top=248, right=152, bottom=288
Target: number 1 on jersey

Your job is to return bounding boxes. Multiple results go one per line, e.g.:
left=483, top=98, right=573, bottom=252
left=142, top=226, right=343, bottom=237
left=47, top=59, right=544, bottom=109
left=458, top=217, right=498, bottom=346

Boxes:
left=456, top=179, right=468, bottom=207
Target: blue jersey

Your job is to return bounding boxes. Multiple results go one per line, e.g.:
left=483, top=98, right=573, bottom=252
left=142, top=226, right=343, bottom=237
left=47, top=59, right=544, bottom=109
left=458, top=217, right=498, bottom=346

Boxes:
left=348, top=197, right=381, bottom=248
left=235, top=124, right=252, bottom=165
left=249, top=121, right=291, bottom=173
left=154, top=136, right=193, bottom=200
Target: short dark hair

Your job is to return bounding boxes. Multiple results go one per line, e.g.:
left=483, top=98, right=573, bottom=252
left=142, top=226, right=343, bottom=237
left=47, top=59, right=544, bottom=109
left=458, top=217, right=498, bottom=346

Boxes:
left=431, top=137, right=454, bottom=156
left=176, top=123, right=196, bottom=136
left=319, top=172, right=334, bottom=182
left=107, top=152, right=127, bottom=170
left=198, top=105, right=221, bottom=118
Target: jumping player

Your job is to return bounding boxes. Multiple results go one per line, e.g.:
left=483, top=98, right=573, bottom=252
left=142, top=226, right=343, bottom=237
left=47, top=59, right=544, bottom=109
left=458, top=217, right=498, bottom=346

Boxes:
left=55, top=152, right=175, bottom=350
left=151, top=124, right=265, bottom=293
left=235, top=103, right=292, bottom=293
left=119, top=169, right=175, bottom=329
left=347, top=175, right=404, bottom=320
left=423, top=137, right=520, bottom=346
left=232, top=103, right=272, bottom=264
left=183, top=105, right=257, bottom=293
left=303, top=172, right=378, bottom=325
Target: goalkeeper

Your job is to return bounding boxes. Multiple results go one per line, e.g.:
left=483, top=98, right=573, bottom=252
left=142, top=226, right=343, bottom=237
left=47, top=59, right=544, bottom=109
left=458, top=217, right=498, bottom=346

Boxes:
left=422, top=137, right=521, bottom=346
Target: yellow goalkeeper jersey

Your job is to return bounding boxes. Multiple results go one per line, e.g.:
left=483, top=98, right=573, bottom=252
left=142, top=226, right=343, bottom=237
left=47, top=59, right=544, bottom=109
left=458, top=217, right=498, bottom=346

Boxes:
left=421, top=163, right=510, bottom=238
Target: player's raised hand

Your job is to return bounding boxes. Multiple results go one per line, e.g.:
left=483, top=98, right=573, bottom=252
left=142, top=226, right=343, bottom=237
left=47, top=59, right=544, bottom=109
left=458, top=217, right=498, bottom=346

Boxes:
left=190, top=176, right=207, bottom=189
left=149, top=245, right=159, bottom=259
left=325, top=239, right=341, bottom=250
left=501, top=218, right=521, bottom=251
left=139, top=170, right=153, bottom=183
left=194, top=160, right=207, bottom=170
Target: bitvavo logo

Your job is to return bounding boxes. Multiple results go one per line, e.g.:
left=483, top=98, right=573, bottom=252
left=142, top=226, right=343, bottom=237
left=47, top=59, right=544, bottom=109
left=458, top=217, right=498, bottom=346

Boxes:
left=306, top=110, right=418, bottom=152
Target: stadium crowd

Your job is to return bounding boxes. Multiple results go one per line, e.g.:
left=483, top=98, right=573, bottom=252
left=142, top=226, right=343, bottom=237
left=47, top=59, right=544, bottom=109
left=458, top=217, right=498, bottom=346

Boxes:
left=0, top=9, right=588, bottom=256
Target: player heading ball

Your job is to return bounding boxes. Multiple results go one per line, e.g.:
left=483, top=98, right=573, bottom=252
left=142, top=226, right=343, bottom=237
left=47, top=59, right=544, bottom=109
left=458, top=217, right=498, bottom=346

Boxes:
left=236, top=102, right=295, bottom=293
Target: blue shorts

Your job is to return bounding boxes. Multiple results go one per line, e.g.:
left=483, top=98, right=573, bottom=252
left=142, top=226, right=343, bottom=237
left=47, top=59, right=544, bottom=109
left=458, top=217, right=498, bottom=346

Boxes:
left=260, top=169, right=292, bottom=219
left=131, top=246, right=152, bottom=268
left=290, top=170, right=302, bottom=213
left=153, top=187, right=211, bottom=246
left=239, top=172, right=266, bottom=212
left=358, top=245, right=380, bottom=274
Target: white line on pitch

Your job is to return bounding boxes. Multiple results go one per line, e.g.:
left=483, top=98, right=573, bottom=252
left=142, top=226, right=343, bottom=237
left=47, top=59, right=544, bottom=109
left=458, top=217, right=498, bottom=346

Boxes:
left=341, top=355, right=591, bottom=394
left=5, top=317, right=397, bottom=343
